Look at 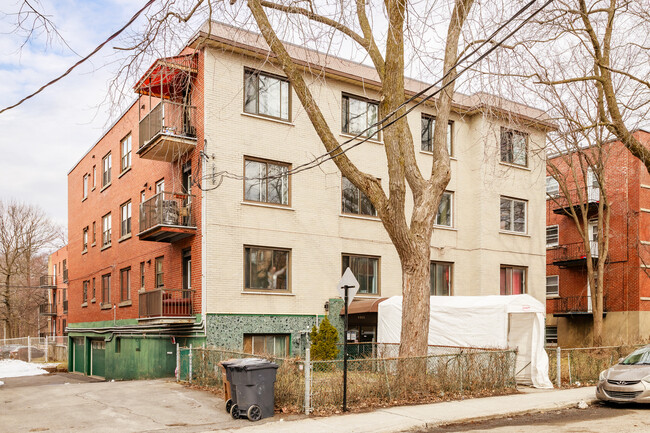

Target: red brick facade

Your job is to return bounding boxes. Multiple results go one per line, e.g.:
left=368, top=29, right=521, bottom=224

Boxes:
left=46, top=245, right=68, bottom=336
left=546, top=131, right=650, bottom=344
left=66, top=51, right=205, bottom=325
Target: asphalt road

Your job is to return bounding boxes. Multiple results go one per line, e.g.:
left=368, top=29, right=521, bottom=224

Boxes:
left=421, top=402, right=650, bottom=433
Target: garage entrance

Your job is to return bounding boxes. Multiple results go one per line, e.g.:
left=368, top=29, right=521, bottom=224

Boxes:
left=72, top=337, right=85, bottom=374
left=90, top=340, right=106, bottom=378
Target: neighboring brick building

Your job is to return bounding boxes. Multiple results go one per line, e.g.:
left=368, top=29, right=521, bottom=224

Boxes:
left=545, top=130, right=650, bottom=346
left=63, top=21, right=552, bottom=380
left=39, top=245, right=68, bottom=337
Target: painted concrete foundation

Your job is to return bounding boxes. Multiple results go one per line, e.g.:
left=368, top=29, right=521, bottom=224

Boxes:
left=547, top=311, right=650, bottom=347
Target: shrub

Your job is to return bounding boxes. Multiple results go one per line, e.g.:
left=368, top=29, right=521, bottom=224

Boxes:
left=310, top=317, right=339, bottom=360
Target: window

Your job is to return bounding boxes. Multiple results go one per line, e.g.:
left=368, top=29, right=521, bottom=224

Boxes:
left=500, top=266, right=526, bottom=295
left=430, top=261, right=452, bottom=296
left=341, top=176, right=376, bottom=216
left=546, top=326, right=558, bottom=345
left=243, top=334, right=290, bottom=357
left=546, top=225, right=559, bottom=248
left=342, top=254, right=379, bottom=295
left=244, top=69, right=290, bottom=120
left=141, top=191, right=146, bottom=203
left=140, top=262, right=145, bottom=290
left=421, top=115, right=453, bottom=155
left=82, top=280, right=89, bottom=304
left=155, top=257, right=164, bottom=288
left=120, top=201, right=131, bottom=237
left=546, top=176, right=559, bottom=198
left=102, top=213, right=111, bottom=247
left=546, top=275, right=559, bottom=296
left=434, top=192, right=453, bottom=227
left=342, top=94, right=379, bottom=138
left=155, top=179, right=164, bottom=195
left=83, top=174, right=89, bottom=199
left=92, top=165, right=96, bottom=189
left=102, top=153, right=111, bottom=187
left=500, top=128, right=527, bottom=166
left=120, top=134, right=132, bottom=172
left=244, top=158, right=290, bottom=205
left=244, top=246, right=290, bottom=291
left=120, top=267, right=131, bottom=302
left=92, top=278, right=96, bottom=300
left=101, top=273, right=111, bottom=305
left=92, top=222, right=96, bottom=245
left=500, top=197, right=526, bottom=233
left=82, top=227, right=88, bottom=252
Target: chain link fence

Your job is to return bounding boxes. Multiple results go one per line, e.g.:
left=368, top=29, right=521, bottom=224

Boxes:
left=1, top=336, right=67, bottom=363
left=180, top=344, right=517, bottom=414
left=546, top=344, right=646, bottom=387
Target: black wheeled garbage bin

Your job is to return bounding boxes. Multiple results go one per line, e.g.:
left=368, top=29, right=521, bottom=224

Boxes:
left=224, top=358, right=279, bottom=421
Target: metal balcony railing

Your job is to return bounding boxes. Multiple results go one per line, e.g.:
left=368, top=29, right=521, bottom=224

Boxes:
left=549, top=295, right=608, bottom=314
left=138, top=101, right=197, bottom=149
left=139, top=289, right=195, bottom=318
left=139, top=191, right=195, bottom=234
left=550, top=241, right=599, bottom=264
left=39, top=303, right=57, bottom=316
left=550, top=187, right=600, bottom=213
left=39, top=275, right=56, bottom=287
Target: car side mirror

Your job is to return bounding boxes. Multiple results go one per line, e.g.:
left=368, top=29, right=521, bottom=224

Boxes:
left=618, top=357, right=625, bottom=364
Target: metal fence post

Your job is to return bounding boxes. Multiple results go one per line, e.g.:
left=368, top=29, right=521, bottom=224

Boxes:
left=176, top=343, right=180, bottom=382
left=28, top=336, right=31, bottom=363
left=304, top=348, right=311, bottom=415
left=189, top=344, right=193, bottom=384
left=556, top=347, right=561, bottom=388
left=45, top=335, right=49, bottom=363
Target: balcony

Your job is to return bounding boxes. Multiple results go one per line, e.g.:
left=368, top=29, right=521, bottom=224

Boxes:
left=139, top=289, right=195, bottom=323
left=138, top=192, right=196, bottom=242
left=63, top=269, right=68, bottom=284
left=551, top=187, right=602, bottom=216
left=550, top=241, right=599, bottom=268
left=550, top=295, right=608, bottom=317
left=137, top=101, right=197, bottom=162
left=39, top=304, right=57, bottom=316
left=63, top=300, right=68, bottom=314
left=39, top=275, right=56, bottom=288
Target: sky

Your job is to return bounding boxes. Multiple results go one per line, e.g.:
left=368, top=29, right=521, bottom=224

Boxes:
left=0, top=1, right=151, bottom=229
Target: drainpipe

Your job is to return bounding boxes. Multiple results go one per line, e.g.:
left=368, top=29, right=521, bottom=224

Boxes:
left=113, top=304, right=116, bottom=326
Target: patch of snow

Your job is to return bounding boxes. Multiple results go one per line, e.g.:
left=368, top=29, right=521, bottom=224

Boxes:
left=0, top=360, right=49, bottom=379
left=0, top=380, right=4, bottom=386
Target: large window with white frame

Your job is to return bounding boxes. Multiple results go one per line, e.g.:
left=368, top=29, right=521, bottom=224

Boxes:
left=244, top=246, right=290, bottom=291
left=342, top=94, right=379, bottom=138
left=421, top=115, right=453, bottom=155
left=342, top=254, right=379, bottom=295
left=244, top=69, right=290, bottom=121
left=341, top=176, right=376, bottom=216
left=434, top=192, right=453, bottom=227
left=500, top=128, right=528, bottom=166
left=244, top=158, right=290, bottom=206
left=546, top=275, right=559, bottom=296
left=102, top=153, right=111, bottom=187
left=120, top=201, right=131, bottom=237
left=546, top=225, right=559, bottom=248
left=500, top=265, right=526, bottom=295
left=500, top=196, right=527, bottom=233
left=430, top=261, right=452, bottom=296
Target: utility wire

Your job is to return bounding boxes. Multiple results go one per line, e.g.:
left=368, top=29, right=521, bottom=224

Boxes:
left=198, top=0, right=552, bottom=189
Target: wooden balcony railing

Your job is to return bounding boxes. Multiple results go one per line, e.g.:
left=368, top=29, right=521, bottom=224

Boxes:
left=139, top=289, right=195, bottom=318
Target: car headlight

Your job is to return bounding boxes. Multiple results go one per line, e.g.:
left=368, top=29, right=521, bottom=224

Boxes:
left=642, top=375, right=650, bottom=384
left=599, top=370, right=607, bottom=381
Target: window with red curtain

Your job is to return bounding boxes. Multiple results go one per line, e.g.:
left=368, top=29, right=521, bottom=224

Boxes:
left=500, top=266, right=526, bottom=295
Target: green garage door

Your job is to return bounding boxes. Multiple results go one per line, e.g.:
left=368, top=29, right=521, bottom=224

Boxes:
left=73, top=337, right=85, bottom=374
left=90, top=340, right=106, bottom=378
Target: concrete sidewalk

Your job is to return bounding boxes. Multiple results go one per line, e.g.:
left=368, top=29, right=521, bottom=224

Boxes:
left=212, top=386, right=597, bottom=433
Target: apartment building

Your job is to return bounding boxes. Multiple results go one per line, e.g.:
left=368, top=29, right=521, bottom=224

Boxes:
left=65, top=21, right=551, bottom=379
left=39, top=245, right=68, bottom=337
left=545, top=131, right=650, bottom=346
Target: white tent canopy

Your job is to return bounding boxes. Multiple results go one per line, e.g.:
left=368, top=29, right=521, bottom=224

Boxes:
left=377, top=294, right=553, bottom=388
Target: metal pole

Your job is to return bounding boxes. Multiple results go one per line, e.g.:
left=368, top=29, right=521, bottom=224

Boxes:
left=343, top=285, right=349, bottom=412
left=176, top=343, right=180, bottom=382
left=304, top=347, right=311, bottom=415
left=189, top=343, right=193, bottom=383
left=28, top=336, right=32, bottom=363
left=556, top=347, right=561, bottom=388
left=45, top=335, right=49, bottom=363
